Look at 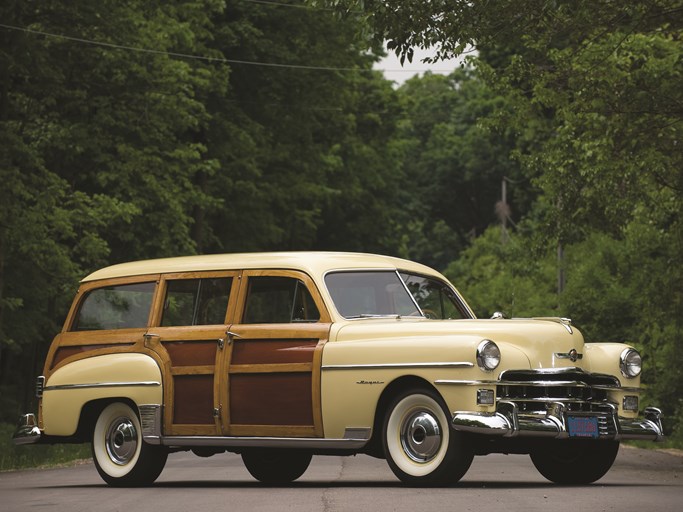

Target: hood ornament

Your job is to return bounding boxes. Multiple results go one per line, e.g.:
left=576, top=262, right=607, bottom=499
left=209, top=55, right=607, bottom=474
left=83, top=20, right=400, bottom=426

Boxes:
left=555, top=348, right=582, bottom=362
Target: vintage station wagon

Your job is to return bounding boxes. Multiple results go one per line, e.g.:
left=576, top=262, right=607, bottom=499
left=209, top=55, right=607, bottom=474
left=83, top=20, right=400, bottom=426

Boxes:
left=14, top=252, right=663, bottom=486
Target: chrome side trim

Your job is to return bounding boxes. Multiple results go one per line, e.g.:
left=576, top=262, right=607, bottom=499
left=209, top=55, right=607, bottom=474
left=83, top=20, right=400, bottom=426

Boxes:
left=44, top=381, right=161, bottom=391
left=435, top=379, right=498, bottom=386
left=156, top=429, right=372, bottom=450
left=322, top=362, right=473, bottom=371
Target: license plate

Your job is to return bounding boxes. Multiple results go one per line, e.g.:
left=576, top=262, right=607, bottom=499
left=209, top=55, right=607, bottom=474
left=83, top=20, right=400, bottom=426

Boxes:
left=567, top=416, right=599, bottom=438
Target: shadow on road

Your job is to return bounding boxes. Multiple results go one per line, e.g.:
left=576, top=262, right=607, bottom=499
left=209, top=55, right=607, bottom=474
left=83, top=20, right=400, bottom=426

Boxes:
left=34, top=480, right=671, bottom=490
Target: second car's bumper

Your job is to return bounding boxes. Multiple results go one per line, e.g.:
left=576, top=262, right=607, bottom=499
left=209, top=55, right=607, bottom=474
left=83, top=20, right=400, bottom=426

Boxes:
left=452, top=401, right=664, bottom=441
left=12, top=413, right=42, bottom=445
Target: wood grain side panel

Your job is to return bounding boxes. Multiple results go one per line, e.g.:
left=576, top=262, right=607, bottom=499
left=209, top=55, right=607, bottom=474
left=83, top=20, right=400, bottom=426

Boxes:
left=163, top=340, right=217, bottom=366
left=173, top=374, right=214, bottom=424
left=230, top=339, right=317, bottom=365
left=230, top=373, right=313, bottom=426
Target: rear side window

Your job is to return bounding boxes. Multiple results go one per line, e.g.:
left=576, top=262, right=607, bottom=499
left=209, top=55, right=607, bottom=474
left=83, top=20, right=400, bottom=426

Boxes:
left=242, top=277, right=320, bottom=324
left=162, top=277, right=232, bottom=326
left=72, top=282, right=156, bottom=331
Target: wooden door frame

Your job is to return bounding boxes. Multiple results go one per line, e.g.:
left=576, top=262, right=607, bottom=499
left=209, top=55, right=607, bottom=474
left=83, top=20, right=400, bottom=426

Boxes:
left=220, top=269, right=331, bottom=437
left=147, top=271, right=240, bottom=436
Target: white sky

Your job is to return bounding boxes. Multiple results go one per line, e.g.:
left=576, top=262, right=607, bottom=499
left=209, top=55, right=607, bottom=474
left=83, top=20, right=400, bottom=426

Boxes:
left=374, top=46, right=467, bottom=86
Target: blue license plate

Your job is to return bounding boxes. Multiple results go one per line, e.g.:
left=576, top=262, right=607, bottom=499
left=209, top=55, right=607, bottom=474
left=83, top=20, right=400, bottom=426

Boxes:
left=567, top=416, right=599, bottom=438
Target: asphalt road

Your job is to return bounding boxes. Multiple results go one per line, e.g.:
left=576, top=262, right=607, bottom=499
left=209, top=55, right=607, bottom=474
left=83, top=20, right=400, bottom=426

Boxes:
left=1, top=446, right=681, bottom=512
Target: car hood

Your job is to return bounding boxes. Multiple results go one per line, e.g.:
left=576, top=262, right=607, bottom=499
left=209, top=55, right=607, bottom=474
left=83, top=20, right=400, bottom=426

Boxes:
left=331, top=317, right=585, bottom=370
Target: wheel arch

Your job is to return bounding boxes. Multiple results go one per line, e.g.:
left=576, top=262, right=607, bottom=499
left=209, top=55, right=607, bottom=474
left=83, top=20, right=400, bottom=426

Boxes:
left=365, top=375, right=443, bottom=458
left=74, top=397, right=140, bottom=442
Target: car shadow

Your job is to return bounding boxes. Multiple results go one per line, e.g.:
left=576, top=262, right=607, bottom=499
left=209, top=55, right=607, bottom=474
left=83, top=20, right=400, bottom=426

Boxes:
left=38, top=479, right=670, bottom=490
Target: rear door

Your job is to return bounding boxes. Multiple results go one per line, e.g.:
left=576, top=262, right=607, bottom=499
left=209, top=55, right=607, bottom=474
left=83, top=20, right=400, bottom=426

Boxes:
left=146, top=272, right=239, bottom=436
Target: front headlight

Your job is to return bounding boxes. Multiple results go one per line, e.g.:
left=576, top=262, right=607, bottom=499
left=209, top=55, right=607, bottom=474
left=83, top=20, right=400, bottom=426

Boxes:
left=620, top=348, right=642, bottom=378
left=477, top=340, right=500, bottom=372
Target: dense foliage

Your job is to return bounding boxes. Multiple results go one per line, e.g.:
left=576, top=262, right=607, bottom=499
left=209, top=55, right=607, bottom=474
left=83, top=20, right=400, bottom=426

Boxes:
left=1, top=0, right=681, bottom=445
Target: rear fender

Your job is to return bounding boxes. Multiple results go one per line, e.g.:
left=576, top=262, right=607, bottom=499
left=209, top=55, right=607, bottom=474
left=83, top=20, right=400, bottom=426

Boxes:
left=41, top=353, right=162, bottom=436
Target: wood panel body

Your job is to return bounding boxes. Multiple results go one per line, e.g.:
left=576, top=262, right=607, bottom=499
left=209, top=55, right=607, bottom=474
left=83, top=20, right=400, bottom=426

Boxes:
left=45, top=267, right=332, bottom=441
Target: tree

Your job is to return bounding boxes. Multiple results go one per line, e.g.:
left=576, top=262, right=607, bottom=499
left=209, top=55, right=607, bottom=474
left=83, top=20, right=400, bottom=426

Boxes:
left=328, top=0, right=683, bottom=438
left=392, top=69, right=531, bottom=268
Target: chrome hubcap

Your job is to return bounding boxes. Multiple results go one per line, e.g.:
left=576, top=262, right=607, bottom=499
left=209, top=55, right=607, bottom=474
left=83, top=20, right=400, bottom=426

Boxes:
left=400, top=410, right=442, bottom=463
left=105, top=416, right=138, bottom=465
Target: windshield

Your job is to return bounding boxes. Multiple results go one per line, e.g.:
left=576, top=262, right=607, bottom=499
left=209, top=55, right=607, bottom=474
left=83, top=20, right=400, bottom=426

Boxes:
left=325, top=271, right=421, bottom=319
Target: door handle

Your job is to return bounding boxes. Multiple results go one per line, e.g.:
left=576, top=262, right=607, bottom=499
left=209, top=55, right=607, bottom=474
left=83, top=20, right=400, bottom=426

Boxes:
left=218, top=331, right=241, bottom=349
left=226, top=330, right=242, bottom=345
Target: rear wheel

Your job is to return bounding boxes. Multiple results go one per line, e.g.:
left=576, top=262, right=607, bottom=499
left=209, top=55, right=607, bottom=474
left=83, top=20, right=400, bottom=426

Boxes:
left=241, top=449, right=312, bottom=484
left=530, top=440, right=620, bottom=484
left=382, top=388, right=473, bottom=486
left=92, top=402, right=167, bottom=487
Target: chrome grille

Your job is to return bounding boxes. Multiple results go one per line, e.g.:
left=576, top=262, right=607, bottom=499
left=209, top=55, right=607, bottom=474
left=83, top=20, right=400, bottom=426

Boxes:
left=496, top=368, right=618, bottom=414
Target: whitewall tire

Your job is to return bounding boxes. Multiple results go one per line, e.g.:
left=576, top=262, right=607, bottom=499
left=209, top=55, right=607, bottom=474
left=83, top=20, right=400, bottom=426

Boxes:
left=92, top=402, right=167, bottom=486
left=382, top=388, right=473, bottom=486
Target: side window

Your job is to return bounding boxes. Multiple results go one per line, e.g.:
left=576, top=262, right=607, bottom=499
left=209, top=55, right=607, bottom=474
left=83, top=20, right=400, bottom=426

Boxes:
left=72, top=282, right=156, bottom=331
left=162, top=277, right=232, bottom=326
left=400, top=273, right=467, bottom=320
left=242, top=276, right=320, bottom=324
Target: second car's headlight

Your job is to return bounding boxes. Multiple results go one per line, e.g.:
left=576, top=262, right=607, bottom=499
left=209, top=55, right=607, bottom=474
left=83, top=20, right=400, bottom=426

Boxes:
left=620, top=348, right=642, bottom=378
left=477, top=340, right=500, bottom=372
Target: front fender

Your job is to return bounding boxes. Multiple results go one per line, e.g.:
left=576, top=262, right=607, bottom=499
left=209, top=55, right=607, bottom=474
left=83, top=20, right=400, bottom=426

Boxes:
left=42, top=353, right=162, bottom=437
left=584, top=342, right=641, bottom=418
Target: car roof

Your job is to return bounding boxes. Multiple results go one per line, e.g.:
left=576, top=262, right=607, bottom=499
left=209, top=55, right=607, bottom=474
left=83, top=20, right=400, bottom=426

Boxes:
left=81, top=251, right=443, bottom=283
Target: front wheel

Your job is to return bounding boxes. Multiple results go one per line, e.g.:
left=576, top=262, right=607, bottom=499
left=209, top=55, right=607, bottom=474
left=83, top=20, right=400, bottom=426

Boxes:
left=92, top=402, right=167, bottom=486
left=382, top=388, right=473, bottom=486
left=241, top=449, right=312, bottom=484
left=530, top=440, right=620, bottom=484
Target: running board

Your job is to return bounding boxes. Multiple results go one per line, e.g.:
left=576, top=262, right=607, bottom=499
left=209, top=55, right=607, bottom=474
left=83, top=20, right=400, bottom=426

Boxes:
left=146, top=428, right=372, bottom=450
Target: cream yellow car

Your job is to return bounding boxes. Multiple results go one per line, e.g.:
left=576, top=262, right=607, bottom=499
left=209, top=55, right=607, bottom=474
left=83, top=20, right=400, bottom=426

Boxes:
left=14, top=252, right=663, bottom=486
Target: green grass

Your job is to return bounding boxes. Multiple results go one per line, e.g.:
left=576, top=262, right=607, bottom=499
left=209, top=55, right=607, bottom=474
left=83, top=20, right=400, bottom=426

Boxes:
left=0, top=423, right=91, bottom=471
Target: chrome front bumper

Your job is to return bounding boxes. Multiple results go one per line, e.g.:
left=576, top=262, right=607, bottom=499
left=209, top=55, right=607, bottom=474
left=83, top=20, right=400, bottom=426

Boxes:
left=452, top=402, right=664, bottom=441
left=13, top=414, right=42, bottom=445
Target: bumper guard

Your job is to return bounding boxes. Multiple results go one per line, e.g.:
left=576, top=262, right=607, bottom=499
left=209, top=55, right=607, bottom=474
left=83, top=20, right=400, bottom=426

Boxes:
left=12, top=414, right=42, bottom=445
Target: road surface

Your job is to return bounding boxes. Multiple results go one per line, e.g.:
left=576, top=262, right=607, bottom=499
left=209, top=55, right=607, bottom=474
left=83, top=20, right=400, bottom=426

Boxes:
left=1, top=446, right=681, bottom=512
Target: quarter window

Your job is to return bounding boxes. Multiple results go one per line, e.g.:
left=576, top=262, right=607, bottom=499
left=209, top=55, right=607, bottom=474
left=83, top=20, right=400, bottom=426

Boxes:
left=162, top=278, right=232, bottom=326
left=243, top=277, right=320, bottom=323
left=400, top=273, right=468, bottom=319
left=72, top=282, right=156, bottom=331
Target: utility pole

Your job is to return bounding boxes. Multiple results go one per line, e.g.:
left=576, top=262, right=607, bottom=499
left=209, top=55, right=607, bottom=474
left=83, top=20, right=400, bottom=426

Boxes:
left=496, top=178, right=511, bottom=244
left=557, top=195, right=565, bottom=296
left=557, top=242, right=565, bottom=295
